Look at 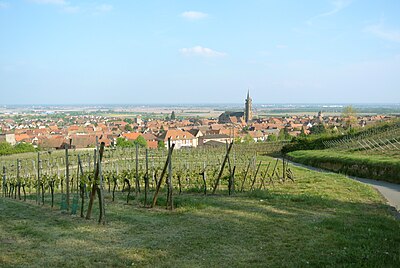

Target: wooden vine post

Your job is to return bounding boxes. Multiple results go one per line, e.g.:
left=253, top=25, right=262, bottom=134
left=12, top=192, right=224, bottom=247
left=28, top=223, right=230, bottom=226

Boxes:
left=77, top=154, right=85, bottom=218
left=260, top=162, right=271, bottom=190
left=212, top=142, right=233, bottom=194
left=166, top=139, right=173, bottom=210
left=65, top=145, right=70, bottom=211
left=2, top=166, right=6, bottom=197
left=229, top=166, right=236, bottom=195
left=250, top=161, right=262, bottom=190
left=200, top=161, right=207, bottom=195
left=37, top=152, right=41, bottom=205
left=282, top=155, right=286, bottom=181
left=86, top=142, right=106, bottom=224
left=17, top=159, right=21, bottom=200
left=151, top=138, right=175, bottom=208
left=135, top=143, right=140, bottom=199
left=144, top=148, right=149, bottom=207
left=240, top=157, right=252, bottom=192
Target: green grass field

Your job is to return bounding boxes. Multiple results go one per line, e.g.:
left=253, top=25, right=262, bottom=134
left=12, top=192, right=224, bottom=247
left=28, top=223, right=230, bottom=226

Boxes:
left=1, top=164, right=400, bottom=267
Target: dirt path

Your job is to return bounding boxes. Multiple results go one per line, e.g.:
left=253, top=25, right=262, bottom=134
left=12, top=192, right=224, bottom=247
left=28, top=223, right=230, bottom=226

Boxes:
left=287, top=160, right=400, bottom=213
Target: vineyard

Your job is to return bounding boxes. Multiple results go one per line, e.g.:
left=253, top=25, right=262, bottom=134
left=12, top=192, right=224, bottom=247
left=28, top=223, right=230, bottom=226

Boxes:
left=1, top=141, right=290, bottom=222
left=322, top=120, right=400, bottom=157
left=2, top=140, right=400, bottom=267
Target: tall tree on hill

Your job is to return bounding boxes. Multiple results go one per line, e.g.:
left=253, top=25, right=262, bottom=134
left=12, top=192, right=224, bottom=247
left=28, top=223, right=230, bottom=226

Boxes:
left=171, top=111, right=176, bottom=121
left=342, top=106, right=358, bottom=130
left=309, top=124, right=326, bottom=135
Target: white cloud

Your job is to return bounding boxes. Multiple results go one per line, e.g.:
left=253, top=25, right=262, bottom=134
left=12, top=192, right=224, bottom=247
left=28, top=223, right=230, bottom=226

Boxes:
left=365, top=23, right=400, bottom=43
left=30, top=0, right=66, bottom=5
left=180, top=46, right=226, bottom=57
left=181, top=11, right=208, bottom=20
left=96, top=4, right=113, bottom=12
left=307, top=0, right=351, bottom=25
left=0, top=1, right=9, bottom=9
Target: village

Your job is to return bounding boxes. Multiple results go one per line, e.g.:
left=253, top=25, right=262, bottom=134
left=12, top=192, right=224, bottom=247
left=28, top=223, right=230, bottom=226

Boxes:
left=0, top=93, right=395, bottom=150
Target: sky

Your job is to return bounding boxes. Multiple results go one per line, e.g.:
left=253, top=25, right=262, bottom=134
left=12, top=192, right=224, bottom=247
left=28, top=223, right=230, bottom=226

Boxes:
left=0, top=0, right=400, bottom=105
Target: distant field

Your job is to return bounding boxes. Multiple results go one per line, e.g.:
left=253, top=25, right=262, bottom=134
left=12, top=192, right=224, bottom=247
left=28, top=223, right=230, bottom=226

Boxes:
left=1, top=162, right=399, bottom=267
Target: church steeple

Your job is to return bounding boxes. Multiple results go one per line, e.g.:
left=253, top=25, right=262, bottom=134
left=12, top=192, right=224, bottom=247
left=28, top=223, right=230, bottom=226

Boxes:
left=244, top=90, right=253, bottom=124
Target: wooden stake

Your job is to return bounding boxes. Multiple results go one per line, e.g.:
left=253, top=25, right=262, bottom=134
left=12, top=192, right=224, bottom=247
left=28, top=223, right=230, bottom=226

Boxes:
left=250, top=161, right=262, bottom=191
left=65, top=145, right=70, bottom=211
left=151, top=139, right=175, bottom=208
left=166, top=139, right=173, bottom=210
left=37, top=152, right=41, bottom=205
left=212, top=142, right=233, bottom=194
left=144, top=148, right=149, bottom=207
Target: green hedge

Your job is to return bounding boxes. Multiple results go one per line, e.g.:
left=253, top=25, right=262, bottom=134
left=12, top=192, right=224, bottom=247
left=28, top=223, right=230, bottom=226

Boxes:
left=0, top=142, right=36, bottom=156
left=288, top=150, right=400, bottom=184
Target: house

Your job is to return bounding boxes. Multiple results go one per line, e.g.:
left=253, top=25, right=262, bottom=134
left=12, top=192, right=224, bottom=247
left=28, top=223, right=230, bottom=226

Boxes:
left=0, top=133, right=16, bottom=145
left=142, top=133, right=158, bottom=149
left=198, top=134, right=232, bottom=146
left=158, top=129, right=197, bottom=149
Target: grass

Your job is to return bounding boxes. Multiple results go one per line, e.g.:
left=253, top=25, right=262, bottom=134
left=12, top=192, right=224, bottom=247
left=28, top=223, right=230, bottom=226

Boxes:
left=1, top=163, right=400, bottom=267
left=288, top=150, right=400, bottom=183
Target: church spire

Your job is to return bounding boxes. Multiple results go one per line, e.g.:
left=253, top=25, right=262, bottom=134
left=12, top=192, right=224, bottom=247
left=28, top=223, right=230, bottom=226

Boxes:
left=244, top=89, right=253, bottom=124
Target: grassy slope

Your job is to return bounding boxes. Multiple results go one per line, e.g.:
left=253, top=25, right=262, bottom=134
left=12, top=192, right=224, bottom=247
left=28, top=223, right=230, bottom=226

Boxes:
left=1, top=164, right=400, bottom=267
left=288, top=150, right=400, bottom=183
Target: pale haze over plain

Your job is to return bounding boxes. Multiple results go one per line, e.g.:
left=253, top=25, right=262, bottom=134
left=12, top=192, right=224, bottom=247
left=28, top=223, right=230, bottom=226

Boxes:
left=0, top=0, right=399, bottom=104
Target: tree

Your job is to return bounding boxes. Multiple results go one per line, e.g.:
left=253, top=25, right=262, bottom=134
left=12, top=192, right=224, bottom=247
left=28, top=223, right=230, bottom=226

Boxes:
left=342, top=106, right=358, bottom=129
left=171, top=111, right=176, bottom=120
left=157, top=140, right=165, bottom=149
left=134, top=135, right=147, bottom=148
left=309, top=124, right=326, bottom=135
left=14, top=142, right=35, bottom=153
left=242, top=134, right=255, bottom=144
left=124, top=124, right=133, bottom=132
left=116, top=137, right=133, bottom=148
left=299, top=126, right=307, bottom=137
left=0, top=142, right=14, bottom=155
left=278, top=128, right=291, bottom=140
left=267, top=134, right=277, bottom=141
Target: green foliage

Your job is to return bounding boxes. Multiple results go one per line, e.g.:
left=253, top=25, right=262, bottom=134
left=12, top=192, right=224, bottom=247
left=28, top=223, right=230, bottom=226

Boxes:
left=14, top=142, right=35, bottom=153
left=342, top=105, right=358, bottom=129
left=170, top=111, right=176, bottom=120
left=134, top=135, right=147, bottom=148
left=233, top=137, right=242, bottom=144
left=0, top=142, right=36, bottom=156
left=123, top=118, right=133, bottom=124
left=309, top=124, right=326, bottom=135
left=267, top=134, right=278, bottom=141
left=157, top=140, right=165, bottom=149
left=124, top=124, right=133, bottom=131
left=278, top=128, right=291, bottom=140
left=116, top=137, right=134, bottom=148
left=242, top=134, right=255, bottom=144
left=283, top=119, right=400, bottom=154
left=288, top=150, right=400, bottom=183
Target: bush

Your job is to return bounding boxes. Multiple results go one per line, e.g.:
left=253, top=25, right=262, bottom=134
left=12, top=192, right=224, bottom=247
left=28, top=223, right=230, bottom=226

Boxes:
left=0, top=142, right=36, bottom=156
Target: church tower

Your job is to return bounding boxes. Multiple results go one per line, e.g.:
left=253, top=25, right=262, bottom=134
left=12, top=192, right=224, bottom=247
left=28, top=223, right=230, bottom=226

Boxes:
left=244, top=90, right=253, bottom=124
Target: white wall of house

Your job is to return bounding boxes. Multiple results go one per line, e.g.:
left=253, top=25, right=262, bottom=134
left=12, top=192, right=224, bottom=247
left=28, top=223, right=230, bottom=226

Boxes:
left=164, top=138, right=198, bottom=149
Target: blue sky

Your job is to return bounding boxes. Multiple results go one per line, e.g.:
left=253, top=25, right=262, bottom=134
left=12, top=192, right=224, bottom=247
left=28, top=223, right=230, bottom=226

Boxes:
left=0, top=0, right=399, bottom=104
